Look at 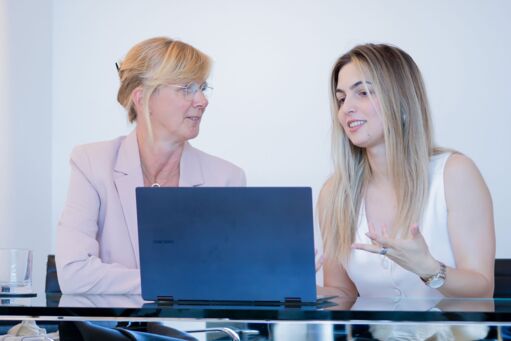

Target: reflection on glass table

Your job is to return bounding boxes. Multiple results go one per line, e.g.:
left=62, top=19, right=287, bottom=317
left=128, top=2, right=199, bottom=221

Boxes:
left=2, top=294, right=511, bottom=340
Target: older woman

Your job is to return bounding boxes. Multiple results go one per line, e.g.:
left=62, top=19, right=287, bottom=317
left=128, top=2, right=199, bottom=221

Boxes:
left=317, top=44, right=494, bottom=298
left=56, top=37, right=246, bottom=294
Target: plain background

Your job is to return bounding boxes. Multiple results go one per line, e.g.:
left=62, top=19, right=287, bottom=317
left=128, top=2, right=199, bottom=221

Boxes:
left=1, top=0, right=510, bottom=294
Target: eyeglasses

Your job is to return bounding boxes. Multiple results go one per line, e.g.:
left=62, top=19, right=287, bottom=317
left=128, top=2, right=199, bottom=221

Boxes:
left=168, top=82, right=213, bottom=100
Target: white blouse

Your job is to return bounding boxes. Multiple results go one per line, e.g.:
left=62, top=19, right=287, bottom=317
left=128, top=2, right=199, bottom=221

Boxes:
left=346, top=153, right=455, bottom=298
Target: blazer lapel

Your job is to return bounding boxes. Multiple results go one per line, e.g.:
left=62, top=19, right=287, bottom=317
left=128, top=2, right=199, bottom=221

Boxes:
left=113, top=130, right=143, bottom=267
left=179, top=142, right=205, bottom=187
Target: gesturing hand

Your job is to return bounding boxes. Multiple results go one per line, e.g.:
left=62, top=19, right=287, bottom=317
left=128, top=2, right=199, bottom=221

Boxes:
left=351, top=223, right=439, bottom=277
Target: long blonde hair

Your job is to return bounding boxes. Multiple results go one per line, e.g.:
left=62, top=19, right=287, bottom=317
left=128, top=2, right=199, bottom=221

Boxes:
left=116, top=37, right=211, bottom=137
left=320, top=44, right=437, bottom=264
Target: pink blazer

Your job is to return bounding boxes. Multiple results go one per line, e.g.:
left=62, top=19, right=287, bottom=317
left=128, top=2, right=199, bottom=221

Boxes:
left=56, top=131, right=246, bottom=294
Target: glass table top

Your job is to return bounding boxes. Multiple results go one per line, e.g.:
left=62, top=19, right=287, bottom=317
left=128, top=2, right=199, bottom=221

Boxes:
left=1, top=294, right=511, bottom=323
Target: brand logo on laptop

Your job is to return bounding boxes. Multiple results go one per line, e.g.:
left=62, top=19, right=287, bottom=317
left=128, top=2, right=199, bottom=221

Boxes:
left=153, top=239, right=175, bottom=244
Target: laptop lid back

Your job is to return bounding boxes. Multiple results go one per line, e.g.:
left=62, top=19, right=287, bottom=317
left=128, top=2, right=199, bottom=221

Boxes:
left=136, top=187, right=316, bottom=303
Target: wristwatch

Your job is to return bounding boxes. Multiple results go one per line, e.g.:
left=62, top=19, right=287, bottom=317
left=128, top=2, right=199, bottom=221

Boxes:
left=421, top=262, right=446, bottom=289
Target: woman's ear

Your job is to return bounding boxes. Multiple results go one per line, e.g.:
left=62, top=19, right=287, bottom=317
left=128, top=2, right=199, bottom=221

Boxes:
left=131, top=86, right=144, bottom=111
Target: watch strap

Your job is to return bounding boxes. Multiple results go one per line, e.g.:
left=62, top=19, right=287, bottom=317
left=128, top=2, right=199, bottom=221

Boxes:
left=420, top=261, right=446, bottom=287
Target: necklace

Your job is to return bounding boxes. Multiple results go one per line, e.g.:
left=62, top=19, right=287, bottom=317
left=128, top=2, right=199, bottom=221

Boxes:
left=141, top=163, right=179, bottom=188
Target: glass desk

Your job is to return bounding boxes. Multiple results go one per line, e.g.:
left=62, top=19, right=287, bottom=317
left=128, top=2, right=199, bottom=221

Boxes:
left=1, top=294, right=511, bottom=340
left=0, top=294, right=510, bottom=323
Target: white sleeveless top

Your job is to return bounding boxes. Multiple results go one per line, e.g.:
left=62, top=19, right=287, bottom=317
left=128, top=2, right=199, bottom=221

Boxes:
left=346, top=153, right=455, bottom=298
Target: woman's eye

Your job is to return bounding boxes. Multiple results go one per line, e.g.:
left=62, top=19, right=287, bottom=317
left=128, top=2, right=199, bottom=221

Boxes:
left=337, top=98, right=345, bottom=106
left=359, top=90, right=368, bottom=96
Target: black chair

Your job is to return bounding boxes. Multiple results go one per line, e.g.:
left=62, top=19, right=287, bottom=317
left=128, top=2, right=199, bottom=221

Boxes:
left=45, top=255, right=61, bottom=294
left=47, top=255, right=241, bottom=341
left=494, top=259, right=511, bottom=298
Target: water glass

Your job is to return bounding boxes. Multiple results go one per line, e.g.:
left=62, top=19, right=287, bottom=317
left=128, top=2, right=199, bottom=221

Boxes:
left=0, top=248, right=33, bottom=295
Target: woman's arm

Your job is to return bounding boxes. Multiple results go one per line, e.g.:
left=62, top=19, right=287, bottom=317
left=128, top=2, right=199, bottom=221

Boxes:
left=316, top=180, right=358, bottom=298
left=357, top=154, right=496, bottom=297
left=56, top=146, right=141, bottom=294
left=320, top=255, right=358, bottom=298
left=435, top=153, right=495, bottom=297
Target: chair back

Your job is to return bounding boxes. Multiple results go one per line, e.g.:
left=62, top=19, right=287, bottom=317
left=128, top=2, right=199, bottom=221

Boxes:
left=494, top=259, right=511, bottom=298
left=46, top=254, right=62, bottom=294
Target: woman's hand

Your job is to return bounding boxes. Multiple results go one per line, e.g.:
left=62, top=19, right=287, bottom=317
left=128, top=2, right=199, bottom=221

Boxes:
left=352, top=223, right=440, bottom=278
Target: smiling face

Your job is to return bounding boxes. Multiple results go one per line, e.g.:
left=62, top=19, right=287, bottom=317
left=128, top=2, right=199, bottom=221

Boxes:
left=335, top=62, right=384, bottom=150
left=148, top=82, right=208, bottom=143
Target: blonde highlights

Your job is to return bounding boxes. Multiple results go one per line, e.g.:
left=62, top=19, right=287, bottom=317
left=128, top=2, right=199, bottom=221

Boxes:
left=320, top=44, right=436, bottom=264
left=116, top=37, right=211, bottom=125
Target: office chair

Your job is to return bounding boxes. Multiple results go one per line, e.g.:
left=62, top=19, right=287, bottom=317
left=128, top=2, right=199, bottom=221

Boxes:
left=494, top=259, right=511, bottom=298
left=493, top=259, right=511, bottom=340
left=47, top=255, right=241, bottom=341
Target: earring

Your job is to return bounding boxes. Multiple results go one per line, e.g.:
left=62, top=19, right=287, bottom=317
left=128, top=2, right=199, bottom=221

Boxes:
left=400, top=105, right=408, bottom=124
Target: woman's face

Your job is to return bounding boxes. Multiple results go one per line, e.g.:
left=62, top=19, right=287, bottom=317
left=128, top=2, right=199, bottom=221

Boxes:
left=336, top=62, right=384, bottom=150
left=148, top=82, right=209, bottom=142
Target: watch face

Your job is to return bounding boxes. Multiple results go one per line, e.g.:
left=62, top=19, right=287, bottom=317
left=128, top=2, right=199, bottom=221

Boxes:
left=428, top=277, right=445, bottom=289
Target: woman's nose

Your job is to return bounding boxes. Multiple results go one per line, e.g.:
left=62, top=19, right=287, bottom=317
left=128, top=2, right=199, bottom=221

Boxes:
left=193, top=91, right=208, bottom=108
left=342, top=96, right=356, bottom=115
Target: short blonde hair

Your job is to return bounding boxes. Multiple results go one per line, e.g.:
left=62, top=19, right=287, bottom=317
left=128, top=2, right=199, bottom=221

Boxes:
left=321, top=44, right=437, bottom=263
left=116, top=37, right=211, bottom=123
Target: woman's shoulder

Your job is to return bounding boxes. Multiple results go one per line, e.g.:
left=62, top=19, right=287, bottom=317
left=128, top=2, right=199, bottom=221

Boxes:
left=444, top=152, right=481, bottom=182
left=189, top=145, right=242, bottom=171
left=70, top=135, right=128, bottom=162
left=443, top=152, right=490, bottom=206
left=186, top=144, right=246, bottom=184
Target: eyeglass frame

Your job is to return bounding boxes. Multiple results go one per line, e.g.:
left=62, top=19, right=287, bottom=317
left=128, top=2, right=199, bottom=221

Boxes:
left=165, top=82, right=213, bottom=100
left=115, top=63, right=212, bottom=100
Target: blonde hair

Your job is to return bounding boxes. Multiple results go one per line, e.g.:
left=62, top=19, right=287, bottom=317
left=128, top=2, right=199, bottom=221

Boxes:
left=320, top=43, right=438, bottom=264
left=116, top=37, right=211, bottom=130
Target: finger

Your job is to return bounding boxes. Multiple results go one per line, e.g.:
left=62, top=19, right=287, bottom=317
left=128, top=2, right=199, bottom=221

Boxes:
left=382, top=223, right=390, bottom=239
left=365, top=232, right=390, bottom=247
left=352, top=242, right=384, bottom=254
left=410, top=223, right=420, bottom=238
left=368, top=222, right=376, bottom=244
left=379, top=224, right=396, bottom=248
left=365, top=232, right=380, bottom=244
left=368, top=221, right=374, bottom=234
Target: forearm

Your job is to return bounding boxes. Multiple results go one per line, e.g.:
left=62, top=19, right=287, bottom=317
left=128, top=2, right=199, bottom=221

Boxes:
left=57, top=255, right=141, bottom=294
left=416, top=255, right=493, bottom=298
left=437, top=266, right=493, bottom=298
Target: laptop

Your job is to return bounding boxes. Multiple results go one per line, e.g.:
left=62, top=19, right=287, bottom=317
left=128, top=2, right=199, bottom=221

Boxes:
left=136, top=187, right=325, bottom=305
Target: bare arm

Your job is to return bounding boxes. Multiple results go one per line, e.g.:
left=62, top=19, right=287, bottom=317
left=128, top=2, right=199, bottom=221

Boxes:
left=350, top=154, right=495, bottom=297
left=316, top=180, right=358, bottom=298
left=320, top=255, right=358, bottom=297
left=436, top=153, right=495, bottom=297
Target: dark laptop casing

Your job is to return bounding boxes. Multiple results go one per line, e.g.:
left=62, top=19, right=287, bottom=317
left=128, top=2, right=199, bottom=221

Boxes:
left=136, top=187, right=317, bottom=304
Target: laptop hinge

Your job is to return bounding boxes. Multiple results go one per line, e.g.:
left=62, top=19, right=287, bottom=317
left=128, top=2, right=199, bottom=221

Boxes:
left=284, top=297, right=302, bottom=306
left=156, top=296, right=175, bottom=304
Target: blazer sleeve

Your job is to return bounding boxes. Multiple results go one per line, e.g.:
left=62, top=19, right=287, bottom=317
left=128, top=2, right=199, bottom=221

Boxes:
left=227, top=167, right=247, bottom=186
left=55, top=146, right=140, bottom=294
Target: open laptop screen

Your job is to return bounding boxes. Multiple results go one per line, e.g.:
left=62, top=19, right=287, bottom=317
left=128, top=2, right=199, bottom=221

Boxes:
left=136, top=187, right=317, bottom=304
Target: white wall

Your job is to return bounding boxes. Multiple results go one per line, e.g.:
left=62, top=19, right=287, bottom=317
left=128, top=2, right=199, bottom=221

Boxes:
left=51, top=0, right=511, bottom=258
left=0, top=0, right=53, bottom=293
left=0, top=1, right=12, bottom=242
left=0, top=0, right=509, bottom=295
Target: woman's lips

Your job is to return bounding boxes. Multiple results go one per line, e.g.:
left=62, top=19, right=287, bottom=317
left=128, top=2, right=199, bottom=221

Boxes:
left=347, top=119, right=366, bottom=132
